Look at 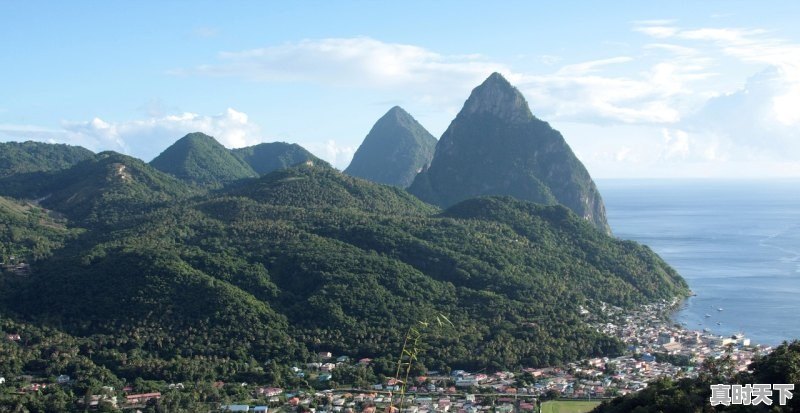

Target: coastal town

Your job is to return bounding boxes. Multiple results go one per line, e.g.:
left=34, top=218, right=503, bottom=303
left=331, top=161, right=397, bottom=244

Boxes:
left=0, top=297, right=771, bottom=412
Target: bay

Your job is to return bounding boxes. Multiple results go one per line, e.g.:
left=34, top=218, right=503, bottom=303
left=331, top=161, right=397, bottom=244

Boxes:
left=598, top=179, right=800, bottom=346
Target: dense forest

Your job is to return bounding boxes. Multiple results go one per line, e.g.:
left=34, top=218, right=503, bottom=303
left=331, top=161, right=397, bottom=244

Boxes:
left=0, top=140, right=690, bottom=411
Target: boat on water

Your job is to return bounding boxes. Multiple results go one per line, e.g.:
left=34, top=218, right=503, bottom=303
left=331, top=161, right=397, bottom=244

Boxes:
left=718, top=308, right=724, bottom=311
left=705, top=313, right=712, bottom=318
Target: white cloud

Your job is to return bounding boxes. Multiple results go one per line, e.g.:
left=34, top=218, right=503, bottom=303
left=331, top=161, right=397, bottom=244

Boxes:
left=0, top=109, right=363, bottom=170
left=683, top=68, right=800, bottom=160
left=556, top=57, right=634, bottom=76
left=62, top=108, right=263, bottom=160
left=174, top=37, right=510, bottom=92
left=662, top=128, right=690, bottom=159
left=0, top=108, right=263, bottom=161
left=175, top=36, right=720, bottom=127
left=300, top=139, right=355, bottom=170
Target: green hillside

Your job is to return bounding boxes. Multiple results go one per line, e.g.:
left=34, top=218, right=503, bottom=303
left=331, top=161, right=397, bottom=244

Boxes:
left=232, top=141, right=320, bottom=175
left=0, top=196, right=78, bottom=263
left=150, top=132, right=257, bottom=187
left=0, top=163, right=687, bottom=388
left=0, top=141, right=94, bottom=178
left=36, top=151, right=194, bottom=225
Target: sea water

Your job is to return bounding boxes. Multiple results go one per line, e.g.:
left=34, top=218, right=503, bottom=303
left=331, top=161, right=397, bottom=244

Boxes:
left=598, top=179, right=800, bottom=346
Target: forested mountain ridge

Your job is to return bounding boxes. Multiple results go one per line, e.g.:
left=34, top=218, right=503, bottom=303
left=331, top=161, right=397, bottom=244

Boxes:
left=150, top=132, right=257, bottom=187
left=0, top=141, right=94, bottom=178
left=231, top=141, right=320, bottom=175
left=409, top=73, right=611, bottom=234
left=0, top=157, right=687, bottom=388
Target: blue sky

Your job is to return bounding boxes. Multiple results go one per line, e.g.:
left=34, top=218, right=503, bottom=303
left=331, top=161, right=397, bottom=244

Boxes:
left=2, top=1, right=800, bottom=178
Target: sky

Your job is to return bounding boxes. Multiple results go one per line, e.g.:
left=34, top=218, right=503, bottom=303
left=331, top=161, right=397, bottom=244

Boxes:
left=2, top=1, right=800, bottom=178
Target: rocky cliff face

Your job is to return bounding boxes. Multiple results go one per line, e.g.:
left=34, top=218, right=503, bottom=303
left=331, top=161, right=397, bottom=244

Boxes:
left=409, top=73, right=611, bottom=234
left=345, top=106, right=437, bottom=188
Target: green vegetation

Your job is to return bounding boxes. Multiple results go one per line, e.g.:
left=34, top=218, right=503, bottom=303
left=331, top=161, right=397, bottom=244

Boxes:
left=345, top=106, right=438, bottom=188
left=232, top=141, right=320, bottom=175
left=0, top=196, right=79, bottom=262
left=150, top=132, right=257, bottom=187
left=542, top=400, right=602, bottom=413
left=0, top=140, right=692, bottom=410
left=0, top=141, right=94, bottom=178
left=592, top=341, right=800, bottom=413
left=39, top=152, right=195, bottom=226
left=409, top=73, right=611, bottom=234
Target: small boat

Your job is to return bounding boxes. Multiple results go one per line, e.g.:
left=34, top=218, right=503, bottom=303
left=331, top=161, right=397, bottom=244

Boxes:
left=718, top=308, right=724, bottom=311
left=717, top=322, right=722, bottom=325
left=705, top=314, right=711, bottom=318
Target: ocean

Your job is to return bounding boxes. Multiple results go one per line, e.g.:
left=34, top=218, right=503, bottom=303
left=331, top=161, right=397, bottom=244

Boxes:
left=598, top=179, right=800, bottom=346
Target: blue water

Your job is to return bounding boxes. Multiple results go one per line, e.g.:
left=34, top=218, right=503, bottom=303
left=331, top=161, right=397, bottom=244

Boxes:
left=598, top=179, right=800, bottom=346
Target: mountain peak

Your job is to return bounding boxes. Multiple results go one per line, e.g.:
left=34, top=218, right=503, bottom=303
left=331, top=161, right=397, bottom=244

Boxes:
left=180, top=131, right=215, bottom=142
left=409, top=74, right=611, bottom=234
left=462, top=72, right=533, bottom=123
left=379, top=105, right=415, bottom=126
left=150, top=132, right=256, bottom=187
left=344, top=106, right=437, bottom=187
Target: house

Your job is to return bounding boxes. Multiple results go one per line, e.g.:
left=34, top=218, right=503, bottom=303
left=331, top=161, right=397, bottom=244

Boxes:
left=125, top=392, right=162, bottom=404
left=318, top=351, right=333, bottom=359
left=222, top=405, right=250, bottom=412
left=258, top=387, right=283, bottom=397
left=519, top=403, right=535, bottom=411
left=0, top=377, right=5, bottom=384
left=6, top=334, right=20, bottom=341
left=57, top=375, right=70, bottom=384
left=254, top=407, right=268, bottom=413
left=336, top=356, right=350, bottom=363
left=358, top=358, right=373, bottom=365
left=88, top=395, right=118, bottom=408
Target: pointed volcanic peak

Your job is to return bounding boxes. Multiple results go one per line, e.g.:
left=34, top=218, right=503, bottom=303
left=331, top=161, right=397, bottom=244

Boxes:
left=231, top=141, right=320, bottom=175
left=227, top=160, right=436, bottom=216
left=344, top=106, right=437, bottom=188
left=409, top=72, right=611, bottom=234
left=460, top=72, right=534, bottom=123
left=36, top=152, right=194, bottom=225
left=150, top=132, right=257, bottom=188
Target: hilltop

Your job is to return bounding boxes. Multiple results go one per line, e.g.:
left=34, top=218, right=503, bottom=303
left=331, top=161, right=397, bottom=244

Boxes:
left=150, top=132, right=257, bottom=187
